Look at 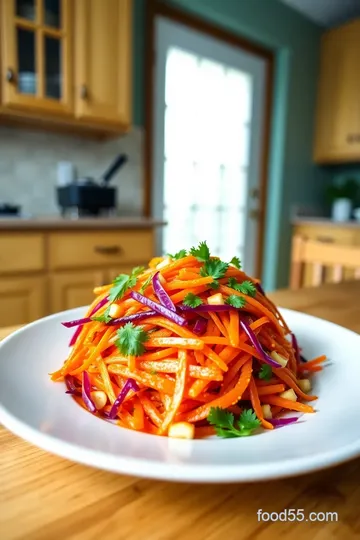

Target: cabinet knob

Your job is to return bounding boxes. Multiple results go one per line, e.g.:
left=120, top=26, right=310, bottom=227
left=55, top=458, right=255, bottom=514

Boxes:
left=6, top=68, right=15, bottom=83
left=80, top=84, right=88, bottom=99
left=94, top=245, right=122, bottom=255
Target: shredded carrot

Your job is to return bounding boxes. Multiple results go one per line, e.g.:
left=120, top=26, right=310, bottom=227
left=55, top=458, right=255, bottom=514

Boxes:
left=297, top=355, right=327, bottom=372
left=158, top=350, right=188, bottom=434
left=53, top=250, right=324, bottom=439
left=273, top=367, right=318, bottom=401
left=249, top=377, right=274, bottom=430
left=261, top=395, right=315, bottom=413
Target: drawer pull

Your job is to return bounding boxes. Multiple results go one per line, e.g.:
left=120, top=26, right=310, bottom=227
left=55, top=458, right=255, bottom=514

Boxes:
left=316, top=236, right=333, bottom=243
left=94, top=245, right=122, bottom=255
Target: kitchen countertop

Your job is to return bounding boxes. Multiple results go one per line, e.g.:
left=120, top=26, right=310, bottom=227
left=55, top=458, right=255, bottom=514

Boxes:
left=0, top=216, right=166, bottom=230
left=292, top=217, right=360, bottom=227
left=1, top=280, right=360, bottom=540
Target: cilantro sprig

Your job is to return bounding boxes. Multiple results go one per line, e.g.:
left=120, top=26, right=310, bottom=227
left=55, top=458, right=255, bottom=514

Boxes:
left=190, top=241, right=210, bottom=262
left=200, top=259, right=229, bottom=280
left=225, top=294, right=246, bottom=309
left=259, top=364, right=272, bottom=381
left=208, top=407, right=260, bottom=438
left=109, top=266, right=144, bottom=302
left=228, top=278, right=257, bottom=297
left=167, top=249, right=187, bottom=260
left=183, top=292, right=203, bottom=308
left=92, top=305, right=112, bottom=323
left=115, top=323, right=149, bottom=357
left=230, top=256, right=242, bottom=269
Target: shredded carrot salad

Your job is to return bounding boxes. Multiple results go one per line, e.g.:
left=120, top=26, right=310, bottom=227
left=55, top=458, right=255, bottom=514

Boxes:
left=51, top=242, right=326, bottom=439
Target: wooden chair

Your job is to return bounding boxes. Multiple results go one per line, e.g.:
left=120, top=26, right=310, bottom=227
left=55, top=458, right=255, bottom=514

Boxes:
left=290, top=235, right=360, bottom=289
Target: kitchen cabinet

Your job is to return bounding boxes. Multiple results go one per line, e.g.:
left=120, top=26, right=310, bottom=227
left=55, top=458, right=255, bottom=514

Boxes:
left=0, top=221, right=159, bottom=327
left=0, top=0, right=132, bottom=135
left=74, top=0, right=131, bottom=129
left=0, top=276, right=46, bottom=327
left=313, top=19, right=360, bottom=163
left=50, top=270, right=107, bottom=312
left=1, top=0, right=73, bottom=116
left=292, top=221, right=360, bottom=286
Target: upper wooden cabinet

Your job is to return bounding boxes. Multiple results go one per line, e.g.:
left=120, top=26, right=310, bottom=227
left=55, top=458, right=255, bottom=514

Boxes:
left=1, top=0, right=73, bottom=116
left=74, top=0, right=132, bottom=129
left=313, top=19, right=360, bottom=163
left=0, top=0, right=132, bottom=135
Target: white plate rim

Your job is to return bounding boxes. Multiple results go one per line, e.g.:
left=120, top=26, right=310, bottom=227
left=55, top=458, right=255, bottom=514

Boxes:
left=0, top=307, right=359, bottom=483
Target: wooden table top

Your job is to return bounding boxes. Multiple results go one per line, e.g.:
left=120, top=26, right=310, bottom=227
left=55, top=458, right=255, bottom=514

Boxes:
left=1, top=280, right=360, bottom=540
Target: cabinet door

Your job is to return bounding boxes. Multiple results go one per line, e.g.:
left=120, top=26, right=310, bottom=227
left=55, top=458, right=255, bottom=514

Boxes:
left=74, top=0, right=132, bottom=127
left=0, top=276, right=46, bottom=327
left=1, top=0, right=73, bottom=115
left=314, top=20, right=360, bottom=163
left=106, top=266, right=142, bottom=283
left=50, top=270, right=107, bottom=313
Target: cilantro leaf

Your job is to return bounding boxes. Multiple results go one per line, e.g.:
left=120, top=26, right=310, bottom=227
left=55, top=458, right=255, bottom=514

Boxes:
left=237, top=409, right=261, bottom=433
left=109, top=266, right=144, bottom=302
left=259, top=364, right=272, bottom=381
left=190, top=241, right=210, bottom=262
left=167, top=249, right=187, bottom=260
left=183, top=292, right=203, bottom=308
left=230, top=256, right=242, bottom=269
left=225, top=295, right=246, bottom=309
left=200, top=259, right=229, bottom=280
left=208, top=407, right=260, bottom=438
left=115, top=323, right=149, bottom=357
left=132, top=266, right=145, bottom=277
left=139, top=273, right=153, bottom=294
left=228, top=278, right=257, bottom=297
left=237, top=280, right=257, bottom=297
left=209, top=280, right=220, bottom=290
left=91, top=305, right=112, bottom=323
left=228, top=277, right=238, bottom=289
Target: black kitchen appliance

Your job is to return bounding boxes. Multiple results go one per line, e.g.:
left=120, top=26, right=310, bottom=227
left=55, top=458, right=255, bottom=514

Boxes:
left=56, top=154, right=127, bottom=217
left=0, top=203, right=21, bottom=216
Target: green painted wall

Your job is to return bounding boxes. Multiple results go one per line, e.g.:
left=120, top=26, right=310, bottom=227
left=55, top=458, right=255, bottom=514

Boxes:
left=133, top=0, right=332, bottom=290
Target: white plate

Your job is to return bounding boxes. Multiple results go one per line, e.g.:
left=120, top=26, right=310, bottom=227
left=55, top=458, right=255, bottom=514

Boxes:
left=0, top=307, right=359, bottom=483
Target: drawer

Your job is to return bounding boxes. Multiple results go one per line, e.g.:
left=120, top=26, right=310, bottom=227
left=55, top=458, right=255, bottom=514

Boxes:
left=48, top=230, right=154, bottom=270
left=293, top=225, right=357, bottom=245
left=0, top=233, right=45, bottom=274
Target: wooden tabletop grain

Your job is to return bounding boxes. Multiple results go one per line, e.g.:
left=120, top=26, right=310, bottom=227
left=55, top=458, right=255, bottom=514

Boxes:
left=1, top=280, right=360, bottom=540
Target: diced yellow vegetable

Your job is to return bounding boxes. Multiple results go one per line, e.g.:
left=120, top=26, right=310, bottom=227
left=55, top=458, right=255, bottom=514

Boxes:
left=297, top=378, right=311, bottom=393
left=271, top=351, right=288, bottom=367
left=207, top=293, right=224, bottom=305
left=168, top=422, right=195, bottom=439
left=279, top=389, right=297, bottom=402
left=109, top=304, right=122, bottom=318
left=90, top=390, right=107, bottom=410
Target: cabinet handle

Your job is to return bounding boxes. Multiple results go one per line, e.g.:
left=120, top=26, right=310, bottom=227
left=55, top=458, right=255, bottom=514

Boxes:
left=316, top=236, right=333, bottom=243
left=80, top=84, right=88, bottom=99
left=6, top=68, right=15, bottom=83
left=94, top=245, right=122, bottom=255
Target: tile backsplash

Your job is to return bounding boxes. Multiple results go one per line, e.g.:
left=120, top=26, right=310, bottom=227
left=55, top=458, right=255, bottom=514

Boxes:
left=0, top=125, right=144, bottom=216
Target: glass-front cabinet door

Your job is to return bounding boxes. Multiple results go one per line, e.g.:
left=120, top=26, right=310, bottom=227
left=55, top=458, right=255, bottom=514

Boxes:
left=1, top=0, right=72, bottom=115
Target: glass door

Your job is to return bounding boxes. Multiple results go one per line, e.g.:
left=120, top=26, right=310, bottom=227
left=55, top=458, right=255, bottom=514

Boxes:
left=1, top=0, right=72, bottom=114
left=153, top=17, right=267, bottom=277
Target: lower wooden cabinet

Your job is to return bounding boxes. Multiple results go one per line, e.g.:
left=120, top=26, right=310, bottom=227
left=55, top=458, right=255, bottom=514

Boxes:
left=50, top=270, right=107, bottom=313
left=0, top=226, right=157, bottom=326
left=0, top=276, right=46, bottom=327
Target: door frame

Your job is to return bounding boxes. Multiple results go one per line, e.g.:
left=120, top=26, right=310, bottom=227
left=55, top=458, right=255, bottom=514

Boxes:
left=143, top=0, right=274, bottom=278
